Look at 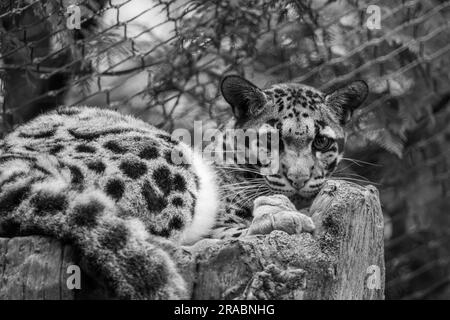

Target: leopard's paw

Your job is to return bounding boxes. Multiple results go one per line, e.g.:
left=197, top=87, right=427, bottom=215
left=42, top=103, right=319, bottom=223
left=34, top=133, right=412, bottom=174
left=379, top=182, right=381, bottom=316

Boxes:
left=247, top=194, right=315, bottom=236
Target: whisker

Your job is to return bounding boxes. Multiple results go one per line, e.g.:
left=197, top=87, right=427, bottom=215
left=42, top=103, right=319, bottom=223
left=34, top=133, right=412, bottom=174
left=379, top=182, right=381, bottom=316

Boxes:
left=215, top=165, right=263, bottom=176
left=216, top=166, right=262, bottom=174
left=228, top=185, right=265, bottom=206
left=340, top=158, right=382, bottom=167
left=239, top=190, right=261, bottom=207
left=239, top=186, right=272, bottom=208
left=225, top=185, right=265, bottom=192
left=339, top=158, right=363, bottom=167
left=222, top=184, right=263, bottom=192
left=328, top=177, right=381, bottom=186
left=221, top=179, right=265, bottom=188
left=234, top=182, right=272, bottom=205
left=333, top=163, right=356, bottom=174
left=222, top=183, right=262, bottom=190
left=331, top=172, right=378, bottom=184
left=222, top=179, right=263, bottom=185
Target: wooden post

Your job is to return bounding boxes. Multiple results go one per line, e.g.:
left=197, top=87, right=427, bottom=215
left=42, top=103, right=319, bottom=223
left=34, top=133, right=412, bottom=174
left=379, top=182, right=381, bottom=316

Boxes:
left=0, top=180, right=385, bottom=300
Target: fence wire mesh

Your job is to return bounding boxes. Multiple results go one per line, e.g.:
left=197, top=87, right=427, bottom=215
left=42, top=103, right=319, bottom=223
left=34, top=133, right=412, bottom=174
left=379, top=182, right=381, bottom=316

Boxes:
left=1, top=0, right=450, bottom=299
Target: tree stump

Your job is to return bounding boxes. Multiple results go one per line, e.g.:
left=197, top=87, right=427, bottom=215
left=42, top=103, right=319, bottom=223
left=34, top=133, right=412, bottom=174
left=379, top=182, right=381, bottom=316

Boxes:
left=0, top=180, right=385, bottom=300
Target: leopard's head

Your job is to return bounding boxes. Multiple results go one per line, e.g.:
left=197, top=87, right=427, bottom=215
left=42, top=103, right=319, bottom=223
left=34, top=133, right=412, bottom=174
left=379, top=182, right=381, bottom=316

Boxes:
left=221, top=75, right=368, bottom=202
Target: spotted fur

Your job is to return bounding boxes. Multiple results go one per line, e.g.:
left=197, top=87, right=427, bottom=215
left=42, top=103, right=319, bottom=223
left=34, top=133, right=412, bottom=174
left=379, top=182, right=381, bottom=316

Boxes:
left=0, top=76, right=367, bottom=299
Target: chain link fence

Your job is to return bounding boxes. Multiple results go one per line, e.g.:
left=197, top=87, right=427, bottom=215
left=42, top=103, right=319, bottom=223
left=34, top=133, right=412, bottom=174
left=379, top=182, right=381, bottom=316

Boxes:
left=1, top=0, right=450, bottom=299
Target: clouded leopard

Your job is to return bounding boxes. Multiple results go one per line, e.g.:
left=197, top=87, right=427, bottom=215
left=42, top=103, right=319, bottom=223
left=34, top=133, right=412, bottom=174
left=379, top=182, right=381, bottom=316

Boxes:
left=0, top=75, right=368, bottom=299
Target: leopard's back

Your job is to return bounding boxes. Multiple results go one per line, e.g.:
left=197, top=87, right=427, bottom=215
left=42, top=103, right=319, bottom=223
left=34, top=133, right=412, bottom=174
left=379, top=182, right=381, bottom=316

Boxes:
left=0, top=106, right=216, bottom=243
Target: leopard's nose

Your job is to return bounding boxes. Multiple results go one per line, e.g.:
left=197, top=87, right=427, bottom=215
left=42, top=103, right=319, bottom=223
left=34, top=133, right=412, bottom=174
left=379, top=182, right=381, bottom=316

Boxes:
left=286, top=173, right=309, bottom=189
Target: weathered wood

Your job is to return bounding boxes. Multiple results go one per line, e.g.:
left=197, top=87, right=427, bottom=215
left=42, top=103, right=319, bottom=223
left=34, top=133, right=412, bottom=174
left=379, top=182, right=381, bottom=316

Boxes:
left=0, top=180, right=385, bottom=300
left=0, top=237, right=76, bottom=299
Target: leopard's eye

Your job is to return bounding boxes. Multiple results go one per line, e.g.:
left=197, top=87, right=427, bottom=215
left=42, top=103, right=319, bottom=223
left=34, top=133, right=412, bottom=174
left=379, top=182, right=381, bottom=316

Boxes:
left=313, top=135, right=333, bottom=151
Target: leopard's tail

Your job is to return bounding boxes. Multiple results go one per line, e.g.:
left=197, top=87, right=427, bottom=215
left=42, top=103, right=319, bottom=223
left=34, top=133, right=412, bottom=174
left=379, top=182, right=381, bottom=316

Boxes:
left=0, top=154, right=187, bottom=299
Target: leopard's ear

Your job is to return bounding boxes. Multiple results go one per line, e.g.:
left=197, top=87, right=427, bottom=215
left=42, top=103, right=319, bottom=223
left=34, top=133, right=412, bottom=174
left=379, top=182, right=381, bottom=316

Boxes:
left=325, top=80, right=368, bottom=124
left=221, top=75, right=267, bottom=121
